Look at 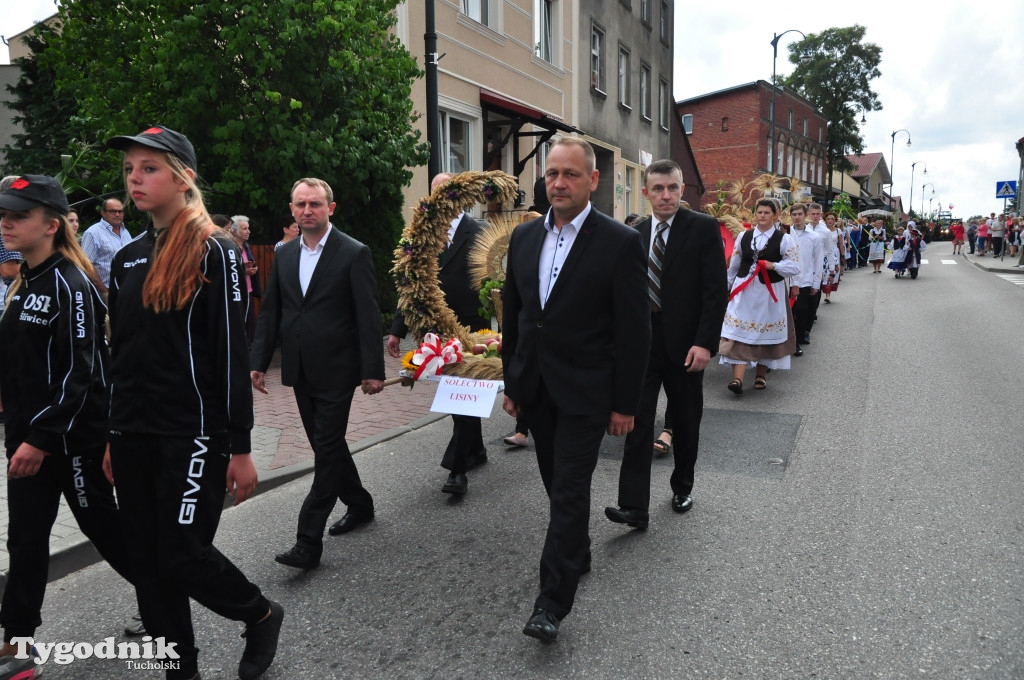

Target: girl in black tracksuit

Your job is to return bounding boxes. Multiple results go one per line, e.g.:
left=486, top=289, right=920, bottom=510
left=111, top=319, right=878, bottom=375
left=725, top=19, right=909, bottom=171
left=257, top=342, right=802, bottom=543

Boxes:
left=104, top=126, right=282, bottom=680
left=0, top=174, right=134, bottom=669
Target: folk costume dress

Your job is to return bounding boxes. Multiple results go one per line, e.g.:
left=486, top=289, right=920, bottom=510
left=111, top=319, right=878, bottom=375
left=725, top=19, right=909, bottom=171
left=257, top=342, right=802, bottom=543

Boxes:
left=719, top=225, right=800, bottom=371
left=867, top=226, right=887, bottom=264
left=888, top=233, right=908, bottom=276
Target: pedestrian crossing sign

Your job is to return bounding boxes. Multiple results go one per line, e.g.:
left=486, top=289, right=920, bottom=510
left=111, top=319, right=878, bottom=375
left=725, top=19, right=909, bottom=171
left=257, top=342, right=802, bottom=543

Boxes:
left=996, top=181, right=1016, bottom=198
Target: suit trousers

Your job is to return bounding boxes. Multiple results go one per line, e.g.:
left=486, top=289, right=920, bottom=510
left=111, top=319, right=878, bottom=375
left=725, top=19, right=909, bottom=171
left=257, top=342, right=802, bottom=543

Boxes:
left=618, top=314, right=704, bottom=510
left=293, top=372, right=373, bottom=552
left=440, top=415, right=485, bottom=473
left=792, top=286, right=813, bottom=339
left=808, top=287, right=822, bottom=332
left=526, top=381, right=607, bottom=620
left=111, top=433, right=268, bottom=680
left=2, top=445, right=135, bottom=642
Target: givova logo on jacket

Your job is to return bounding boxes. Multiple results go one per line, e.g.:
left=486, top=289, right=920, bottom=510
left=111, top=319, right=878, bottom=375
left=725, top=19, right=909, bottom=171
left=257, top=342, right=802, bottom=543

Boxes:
left=178, top=437, right=210, bottom=524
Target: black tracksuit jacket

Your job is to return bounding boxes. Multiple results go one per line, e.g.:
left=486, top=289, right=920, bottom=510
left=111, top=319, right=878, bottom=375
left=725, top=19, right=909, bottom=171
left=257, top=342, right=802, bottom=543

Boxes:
left=108, top=229, right=253, bottom=453
left=0, top=253, right=109, bottom=456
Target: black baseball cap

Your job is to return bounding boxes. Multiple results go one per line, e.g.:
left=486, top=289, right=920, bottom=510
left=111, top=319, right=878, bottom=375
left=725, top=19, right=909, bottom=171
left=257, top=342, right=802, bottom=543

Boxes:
left=0, top=174, right=70, bottom=215
left=106, top=125, right=198, bottom=171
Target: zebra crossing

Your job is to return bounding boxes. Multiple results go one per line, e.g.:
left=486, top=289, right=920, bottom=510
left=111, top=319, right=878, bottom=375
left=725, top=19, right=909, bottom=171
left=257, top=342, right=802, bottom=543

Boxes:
left=995, top=273, right=1024, bottom=288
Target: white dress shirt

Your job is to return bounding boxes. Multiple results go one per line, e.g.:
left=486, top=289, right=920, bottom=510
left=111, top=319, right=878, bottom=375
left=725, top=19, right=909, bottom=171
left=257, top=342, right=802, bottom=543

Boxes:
left=538, top=202, right=592, bottom=309
left=789, top=225, right=824, bottom=289
left=299, top=228, right=331, bottom=296
left=647, top=213, right=675, bottom=258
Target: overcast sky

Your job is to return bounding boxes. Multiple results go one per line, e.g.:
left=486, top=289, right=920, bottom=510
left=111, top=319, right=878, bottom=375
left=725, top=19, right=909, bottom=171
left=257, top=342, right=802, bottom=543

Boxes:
left=4, top=1, right=1022, bottom=218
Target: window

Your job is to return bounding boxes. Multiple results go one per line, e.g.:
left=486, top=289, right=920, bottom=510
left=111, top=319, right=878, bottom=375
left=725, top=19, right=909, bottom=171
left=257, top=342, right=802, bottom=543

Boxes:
left=463, top=0, right=489, bottom=25
left=682, top=113, right=693, bottom=134
left=659, top=1, right=670, bottom=43
left=818, top=126, right=823, bottom=143
left=787, top=109, right=793, bottom=130
left=803, top=117, right=808, bottom=136
left=591, top=26, right=605, bottom=92
left=640, top=0, right=650, bottom=25
left=721, top=116, right=729, bottom=132
left=439, top=111, right=472, bottom=174
left=618, top=47, right=631, bottom=107
left=640, top=64, right=651, bottom=119
left=534, top=0, right=553, bottom=62
left=658, top=78, right=669, bottom=130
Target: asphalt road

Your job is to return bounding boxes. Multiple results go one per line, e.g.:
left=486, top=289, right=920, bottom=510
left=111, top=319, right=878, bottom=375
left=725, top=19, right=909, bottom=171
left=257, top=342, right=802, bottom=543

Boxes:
left=26, top=247, right=1024, bottom=679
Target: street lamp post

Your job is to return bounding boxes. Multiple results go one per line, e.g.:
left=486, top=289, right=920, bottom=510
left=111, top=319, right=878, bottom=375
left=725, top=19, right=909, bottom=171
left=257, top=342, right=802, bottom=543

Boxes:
left=889, top=129, right=911, bottom=214
left=769, top=29, right=807, bottom=174
left=909, top=161, right=927, bottom=218
left=921, top=182, right=935, bottom=217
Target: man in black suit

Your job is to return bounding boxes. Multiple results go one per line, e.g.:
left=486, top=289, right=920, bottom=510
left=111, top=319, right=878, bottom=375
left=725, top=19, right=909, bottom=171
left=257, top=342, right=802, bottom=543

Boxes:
left=251, top=177, right=386, bottom=570
left=388, top=173, right=490, bottom=496
left=502, top=137, right=650, bottom=641
left=604, top=160, right=728, bottom=530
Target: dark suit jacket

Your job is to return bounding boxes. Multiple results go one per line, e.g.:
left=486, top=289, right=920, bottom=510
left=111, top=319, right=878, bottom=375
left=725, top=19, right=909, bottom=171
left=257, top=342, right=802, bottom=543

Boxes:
left=251, top=227, right=385, bottom=391
left=637, top=210, right=728, bottom=364
left=501, top=208, right=650, bottom=417
left=391, top=213, right=489, bottom=336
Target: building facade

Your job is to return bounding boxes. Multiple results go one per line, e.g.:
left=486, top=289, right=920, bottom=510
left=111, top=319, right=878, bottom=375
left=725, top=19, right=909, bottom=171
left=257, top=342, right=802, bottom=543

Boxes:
left=677, top=80, right=828, bottom=204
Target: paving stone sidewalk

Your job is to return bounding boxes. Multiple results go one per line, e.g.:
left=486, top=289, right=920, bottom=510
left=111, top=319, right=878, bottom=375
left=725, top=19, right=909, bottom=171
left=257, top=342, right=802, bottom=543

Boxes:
left=0, top=337, right=443, bottom=580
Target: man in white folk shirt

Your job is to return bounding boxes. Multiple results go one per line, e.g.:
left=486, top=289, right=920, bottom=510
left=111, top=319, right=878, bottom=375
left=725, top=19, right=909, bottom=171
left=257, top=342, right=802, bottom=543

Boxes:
left=787, top=203, right=824, bottom=356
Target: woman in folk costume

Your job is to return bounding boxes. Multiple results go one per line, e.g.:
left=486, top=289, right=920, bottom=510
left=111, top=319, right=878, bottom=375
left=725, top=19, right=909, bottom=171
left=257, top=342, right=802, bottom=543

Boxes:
left=905, top=226, right=927, bottom=279
left=887, top=226, right=908, bottom=277
left=867, top=219, right=888, bottom=273
left=719, top=198, right=800, bottom=394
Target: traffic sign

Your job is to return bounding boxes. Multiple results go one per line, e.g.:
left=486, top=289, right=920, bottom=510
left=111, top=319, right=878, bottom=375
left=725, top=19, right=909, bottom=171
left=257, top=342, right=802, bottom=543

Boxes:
left=996, top=181, right=1017, bottom=198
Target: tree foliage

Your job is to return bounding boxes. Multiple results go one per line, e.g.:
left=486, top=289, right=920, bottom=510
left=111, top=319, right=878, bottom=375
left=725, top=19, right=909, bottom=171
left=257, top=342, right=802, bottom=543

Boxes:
left=782, top=25, right=882, bottom=197
left=37, top=0, right=428, bottom=315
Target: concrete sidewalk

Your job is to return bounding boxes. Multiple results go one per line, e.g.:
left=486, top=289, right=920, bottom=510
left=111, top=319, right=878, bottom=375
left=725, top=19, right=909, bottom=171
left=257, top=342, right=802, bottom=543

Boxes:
left=0, top=337, right=447, bottom=582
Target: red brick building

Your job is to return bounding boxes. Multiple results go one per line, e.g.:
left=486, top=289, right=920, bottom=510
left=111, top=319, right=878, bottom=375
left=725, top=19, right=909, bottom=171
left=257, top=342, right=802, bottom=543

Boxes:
left=677, top=80, right=828, bottom=203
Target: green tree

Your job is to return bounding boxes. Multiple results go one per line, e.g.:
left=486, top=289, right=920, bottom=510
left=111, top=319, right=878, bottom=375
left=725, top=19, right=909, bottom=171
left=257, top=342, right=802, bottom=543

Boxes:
left=781, top=25, right=883, bottom=201
left=41, top=0, right=428, bottom=317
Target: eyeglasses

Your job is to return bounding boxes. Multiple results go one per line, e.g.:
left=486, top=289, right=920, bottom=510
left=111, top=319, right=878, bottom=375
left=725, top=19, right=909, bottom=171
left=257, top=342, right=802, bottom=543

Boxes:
left=104, top=209, right=124, bottom=214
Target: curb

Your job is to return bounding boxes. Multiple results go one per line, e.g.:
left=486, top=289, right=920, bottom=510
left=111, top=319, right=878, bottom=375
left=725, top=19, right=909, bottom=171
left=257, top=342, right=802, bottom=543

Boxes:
left=42, top=411, right=451, bottom=586
left=961, top=251, right=1021, bottom=273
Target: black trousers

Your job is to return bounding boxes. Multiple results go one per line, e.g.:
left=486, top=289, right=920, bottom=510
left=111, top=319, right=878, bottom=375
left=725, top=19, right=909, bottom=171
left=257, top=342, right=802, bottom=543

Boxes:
left=2, top=445, right=135, bottom=642
left=525, top=382, right=606, bottom=620
left=293, top=373, right=373, bottom=552
left=808, top=287, right=822, bottom=332
left=792, top=286, right=813, bottom=340
left=111, top=433, right=268, bottom=680
left=440, top=415, right=485, bottom=474
left=619, top=315, right=704, bottom=510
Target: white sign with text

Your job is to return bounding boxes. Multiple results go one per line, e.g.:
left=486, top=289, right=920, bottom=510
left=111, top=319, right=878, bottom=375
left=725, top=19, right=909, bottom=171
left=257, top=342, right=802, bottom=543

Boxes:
left=429, top=376, right=502, bottom=418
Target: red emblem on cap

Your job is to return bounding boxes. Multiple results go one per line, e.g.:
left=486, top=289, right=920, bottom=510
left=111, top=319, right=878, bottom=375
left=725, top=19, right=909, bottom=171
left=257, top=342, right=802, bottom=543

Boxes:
left=144, top=127, right=163, bottom=134
left=10, top=178, right=29, bottom=190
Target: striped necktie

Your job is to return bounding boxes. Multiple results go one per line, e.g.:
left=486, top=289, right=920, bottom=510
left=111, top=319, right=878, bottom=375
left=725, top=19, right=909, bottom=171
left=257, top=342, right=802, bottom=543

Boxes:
left=648, top=221, right=668, bottom=312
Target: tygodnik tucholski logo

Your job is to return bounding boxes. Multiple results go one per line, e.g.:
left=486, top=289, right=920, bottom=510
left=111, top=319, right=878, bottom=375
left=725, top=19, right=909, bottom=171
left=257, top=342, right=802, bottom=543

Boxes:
left=9, top=635, right=180, bottom=670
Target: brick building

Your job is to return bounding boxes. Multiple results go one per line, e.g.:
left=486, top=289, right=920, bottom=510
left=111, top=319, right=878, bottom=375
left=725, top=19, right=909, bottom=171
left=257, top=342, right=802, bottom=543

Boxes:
left=677, top=80, right=828, bottom=203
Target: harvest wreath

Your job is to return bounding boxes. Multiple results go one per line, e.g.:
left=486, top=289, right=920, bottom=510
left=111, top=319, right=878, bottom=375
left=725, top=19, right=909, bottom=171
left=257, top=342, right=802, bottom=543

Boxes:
left=391, top=170, right=519, bottom=381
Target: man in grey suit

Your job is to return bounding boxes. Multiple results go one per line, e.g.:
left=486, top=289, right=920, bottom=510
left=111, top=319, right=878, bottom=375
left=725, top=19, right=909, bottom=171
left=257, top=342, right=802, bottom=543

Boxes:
left=251, top=177, right=386, bottom=570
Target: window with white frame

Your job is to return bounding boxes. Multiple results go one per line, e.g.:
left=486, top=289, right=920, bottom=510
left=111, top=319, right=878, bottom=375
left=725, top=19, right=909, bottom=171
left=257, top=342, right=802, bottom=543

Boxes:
left=803, top=117, right=808, bottom=136
left=462, top=0, right=496, bottom=28
left=439, top=111, right=472, bottom=174
left=591, top=26, right=605, bottom=92
left=658, top=78, right=669, bottom=129
left=618, top=46, right=630, bottom=107
left=534, top=0, right=554, bottom=63
left=625, top=167, right=634, bottom=211
left=640, top=0, right=650, bottom=25
left=640, top=64, right=651, bottom=119
left=659, top=1, right=670, bottom=42
left=682, top=113, right=693, bottom=134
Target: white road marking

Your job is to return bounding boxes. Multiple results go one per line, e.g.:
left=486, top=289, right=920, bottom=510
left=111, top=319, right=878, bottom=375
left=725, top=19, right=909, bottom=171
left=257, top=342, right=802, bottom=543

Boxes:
left=996, top=274, right=1024, bottom=288
left=940, top=259, right=957, bottom=264
left=921, top=259, right=929, bottom=264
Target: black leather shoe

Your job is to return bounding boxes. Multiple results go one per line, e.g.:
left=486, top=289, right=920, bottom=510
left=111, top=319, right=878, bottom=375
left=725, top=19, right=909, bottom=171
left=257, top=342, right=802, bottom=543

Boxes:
left=274, top=544, right=320, bottom=569
left=441, top=472, right=468, bottom=495
left=239, top=600, right=285, bottom=680
left=465, top=451, right=488, bottom=471
left=522, top=608, right=560, bottom=642
left=328, top=511, right=374, bottom=536
left=604, top=506, right=649, bottom=529
left=793, top=346, right=804, bottom=357
left=582, top=551, right=592, bottom=575
left=672, top=494, right=693, bottom=513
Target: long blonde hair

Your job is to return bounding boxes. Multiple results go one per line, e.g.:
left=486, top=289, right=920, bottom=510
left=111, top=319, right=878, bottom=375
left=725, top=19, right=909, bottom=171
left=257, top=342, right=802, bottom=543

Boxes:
left=123, top=149, right=215, bottom=312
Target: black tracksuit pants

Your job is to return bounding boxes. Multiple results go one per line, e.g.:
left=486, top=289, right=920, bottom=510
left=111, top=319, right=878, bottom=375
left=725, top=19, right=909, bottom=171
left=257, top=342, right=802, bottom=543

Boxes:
left=110, top=433, right=268, bottom=680
left=792, top=286, right=814, bottom=340
left=2, top=445, right=135, bottom=642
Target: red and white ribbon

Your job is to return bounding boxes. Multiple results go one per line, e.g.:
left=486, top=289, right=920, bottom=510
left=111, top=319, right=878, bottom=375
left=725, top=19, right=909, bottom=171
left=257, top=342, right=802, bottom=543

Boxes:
left=728, top=259, right=779, bottom=304
left=413, top=333, right=463, bottom=379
